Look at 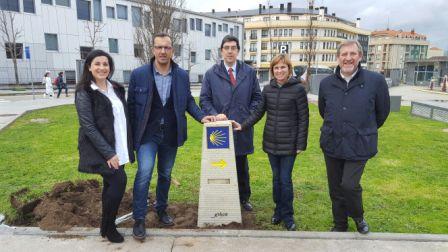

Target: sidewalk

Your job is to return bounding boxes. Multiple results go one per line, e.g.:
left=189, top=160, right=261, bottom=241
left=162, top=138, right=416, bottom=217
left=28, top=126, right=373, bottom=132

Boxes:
left=0, top=226, right=447, bottom=252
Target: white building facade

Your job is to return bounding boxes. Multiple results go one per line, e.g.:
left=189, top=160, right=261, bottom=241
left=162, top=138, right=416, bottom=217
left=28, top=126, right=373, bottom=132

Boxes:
left=0, top=0, right=243, bottom=84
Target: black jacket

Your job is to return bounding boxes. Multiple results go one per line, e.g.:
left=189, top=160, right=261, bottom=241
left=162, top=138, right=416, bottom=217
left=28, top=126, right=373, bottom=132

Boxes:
left=75, top=81, right=135, bottom=175
left=241, top=77, right=309, bottom=155
left=318, top=66, right=390, bottom=160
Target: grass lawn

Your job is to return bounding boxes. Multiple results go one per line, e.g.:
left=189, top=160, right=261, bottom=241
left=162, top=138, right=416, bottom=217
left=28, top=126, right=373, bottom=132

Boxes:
left=0, top=104, right=447, bottom=234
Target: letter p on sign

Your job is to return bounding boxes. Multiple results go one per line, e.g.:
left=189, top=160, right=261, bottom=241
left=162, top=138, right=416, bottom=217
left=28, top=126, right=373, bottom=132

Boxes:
left=279, top=45, right=289, bottom=54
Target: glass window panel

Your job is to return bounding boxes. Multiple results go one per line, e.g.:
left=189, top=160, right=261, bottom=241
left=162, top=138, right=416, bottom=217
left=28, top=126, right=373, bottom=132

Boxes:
left=45, top=33, right=58, bottom=51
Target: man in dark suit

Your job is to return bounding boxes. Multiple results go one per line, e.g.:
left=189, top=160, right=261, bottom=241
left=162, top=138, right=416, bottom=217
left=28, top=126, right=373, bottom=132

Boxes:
left=128, top=33, right=214, bottom=240
left=200, top=35, right=262, bottom=212
left=318, top=40, right=390, bottom=234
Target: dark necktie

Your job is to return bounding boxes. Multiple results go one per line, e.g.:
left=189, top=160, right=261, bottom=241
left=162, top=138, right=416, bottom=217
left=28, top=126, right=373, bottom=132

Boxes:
left=228, top=68, right=237, bottom=86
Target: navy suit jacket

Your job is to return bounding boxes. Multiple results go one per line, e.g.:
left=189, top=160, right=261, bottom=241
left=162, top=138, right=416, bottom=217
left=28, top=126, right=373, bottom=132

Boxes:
left=128, top=59, right=205, bottom=150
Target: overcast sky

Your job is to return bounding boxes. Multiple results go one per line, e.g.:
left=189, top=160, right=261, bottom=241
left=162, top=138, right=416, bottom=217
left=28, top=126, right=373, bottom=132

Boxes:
left=185, top=0, right=448, bottom=51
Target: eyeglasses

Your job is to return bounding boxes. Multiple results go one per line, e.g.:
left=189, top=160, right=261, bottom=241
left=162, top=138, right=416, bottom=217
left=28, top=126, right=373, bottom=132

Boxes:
left=154, top=46, right=173, bottom=51
left=222, top=46, right=238, bottom=51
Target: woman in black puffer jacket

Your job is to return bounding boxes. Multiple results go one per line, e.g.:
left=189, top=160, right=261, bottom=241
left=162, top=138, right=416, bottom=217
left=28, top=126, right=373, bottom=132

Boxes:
left=234, top=54, right=309, bottom=231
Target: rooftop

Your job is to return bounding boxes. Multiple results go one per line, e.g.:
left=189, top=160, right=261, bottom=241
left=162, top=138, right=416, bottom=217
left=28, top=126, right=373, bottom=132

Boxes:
left=371, top=29, right=427, bottom=40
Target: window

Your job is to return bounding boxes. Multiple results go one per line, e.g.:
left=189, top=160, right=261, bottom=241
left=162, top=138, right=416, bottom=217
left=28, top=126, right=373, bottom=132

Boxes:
left=212, top=22, right=216, bottom=37
left=263, top=17, right=269, bottom=21
left=143, top=11, right=150, bottom=27
left=235, top=26, right=239, bottom=37
left=205, top=49, right=211, bottom=60
left=218, top=24, right=222, bottom=31
left=261, top=29, right=268, bottom=38
left=109, top=38, right=118, bottom=53
left=55, top=0, right=69, bottom=7
left=289, top=29, right=293, bottom=36
left=291, top=16, right=299, bottom=20
left=106, top=6, right=115, bottom=18
left=276, top=16, right=279, bottom=20
left=80, top=46, right=92, bottom=59
left=116, top=4, right=127, bottom=20
left=223, top=23, right=228, bottom=32
left=0, top=0, right=19, bottom=12
left=195, top=18, right=202, bottom=31
left=45, top=33, right=58, bottom=51
left=134, top=44, right=143, bottom=57
left=76, top=0, right=90, bottom=20
left=249, top=55, right=256, bottom=62
left=132, top=6, right=142, bottom=27
left=174, top=44, right=181, bottom=57
left=250, top=30, right=257, bottom=39
left=190, top=51, right=196, bottom=63
left=93, top=0, right=102, bottom=21
left=190, top=18, right=195, bottom=30
left=23, top=0, right=35, bottom=13
left=172, top=18, right=186, bottom=33
left=4, top=43, right=23, bottom=59
left=41, top=0, right=52, bottom=5
left=123, top=70, right=131, bottom=83
left=229, top=28, right=233, bottom=36
left=244, top=17, right=251, bottom=22
left=261, top=42, right=267, bottom=50
left=249, top=43, right=256, bottom=52
left=204, top=24, right=211, bottom=36
left=65, top=70, right=76, bottom=84
left=261, top=54, right=267, bottom=62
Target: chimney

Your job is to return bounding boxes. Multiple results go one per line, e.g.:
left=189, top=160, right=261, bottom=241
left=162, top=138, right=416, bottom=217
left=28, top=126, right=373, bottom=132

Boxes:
left=228, top=8, right=231, bottom=13
left=319, top=6, right=324, bottom=16
left=212, top=9, right=215, bottom=14
left=287, top=2, right=292, bottom=12
left=332, top=13, right=336, bottom=16
left=280, top=4, right=284, bottom=11
left=259, top=4, right=262, bottom=14
left=263, top=5, right=266, bottom=10
left=356, top=17, right=360, bottom=28
left=324, top=7, right=327, bottom=14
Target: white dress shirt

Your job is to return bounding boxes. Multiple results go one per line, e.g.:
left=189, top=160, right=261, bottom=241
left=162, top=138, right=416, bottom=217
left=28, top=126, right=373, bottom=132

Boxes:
left=90, top=81, right=129, bottom=165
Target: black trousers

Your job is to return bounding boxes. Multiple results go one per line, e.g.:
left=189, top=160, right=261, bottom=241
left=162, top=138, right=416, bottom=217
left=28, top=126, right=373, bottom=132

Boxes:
left=101, top=166, right=127, bottom=221
left=236, top=155, right=251, bottom=202
left=324, top=154, right=367, bottom=228
left=57, top=85, right=68, bottom=98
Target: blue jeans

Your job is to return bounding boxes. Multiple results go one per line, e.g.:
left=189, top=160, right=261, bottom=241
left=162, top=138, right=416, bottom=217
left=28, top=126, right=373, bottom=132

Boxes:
left=132, top=134, right=178, bottom=220
left=268, top=154, right=297, bottom=224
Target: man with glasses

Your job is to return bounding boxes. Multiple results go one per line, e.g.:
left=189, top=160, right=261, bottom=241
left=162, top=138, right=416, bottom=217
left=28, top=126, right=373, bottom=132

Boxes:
left=200, top=35, right=262, bottom=212
left=128, top=33, right=215, bottom=240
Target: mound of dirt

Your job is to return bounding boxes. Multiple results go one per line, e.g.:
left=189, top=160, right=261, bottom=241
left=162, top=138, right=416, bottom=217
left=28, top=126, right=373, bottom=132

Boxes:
left=11, top=180, right=260, bottom=232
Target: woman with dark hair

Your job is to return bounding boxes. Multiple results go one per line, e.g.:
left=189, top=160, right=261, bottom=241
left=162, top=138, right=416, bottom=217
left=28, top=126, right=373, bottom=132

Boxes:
left=233, top=54, right=309, bottom=231
left=75, top=49, right=134, bottom=243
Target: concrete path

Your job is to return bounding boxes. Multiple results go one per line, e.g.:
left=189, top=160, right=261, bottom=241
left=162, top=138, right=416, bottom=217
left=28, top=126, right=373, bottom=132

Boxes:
left=0, top=227, right=447, bottom=252
left=0, top=95, right=74, bottom=130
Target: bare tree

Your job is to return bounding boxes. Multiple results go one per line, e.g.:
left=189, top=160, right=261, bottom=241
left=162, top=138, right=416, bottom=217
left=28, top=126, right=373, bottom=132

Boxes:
left=84, top=20, right=105, bottom=48
left=0, top=10, right=23, bottom=86
left=210, top=48, right=221, bottom=65
left=304, top=3, right=317, bottom=90
left=134, top=0, right=185, bottom=64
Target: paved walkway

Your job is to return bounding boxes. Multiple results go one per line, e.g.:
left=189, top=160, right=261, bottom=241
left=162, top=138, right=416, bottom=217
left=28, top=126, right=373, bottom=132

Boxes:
left=0, top=227, right=447, bottom=252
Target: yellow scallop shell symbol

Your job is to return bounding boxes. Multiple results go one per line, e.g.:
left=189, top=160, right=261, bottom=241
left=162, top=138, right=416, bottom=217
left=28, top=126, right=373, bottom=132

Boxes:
left=209, top=130, right=226, bottom=146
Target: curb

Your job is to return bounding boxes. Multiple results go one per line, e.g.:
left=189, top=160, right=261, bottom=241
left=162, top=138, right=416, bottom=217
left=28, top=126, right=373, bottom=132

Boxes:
left=412, top=87, right=448, bottom=95
left=2, top=227, right=448, bottom=243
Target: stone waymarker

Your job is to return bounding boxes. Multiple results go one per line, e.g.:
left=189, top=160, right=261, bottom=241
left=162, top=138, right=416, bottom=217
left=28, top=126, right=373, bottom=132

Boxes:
left=197, top=120, right=241, bottom=227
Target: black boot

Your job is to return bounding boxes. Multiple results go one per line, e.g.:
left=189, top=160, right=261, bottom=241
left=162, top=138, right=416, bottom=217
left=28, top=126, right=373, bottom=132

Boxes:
left=100, top=213, right=107, bottom=238
left=105, top=218, right=124, bottom=243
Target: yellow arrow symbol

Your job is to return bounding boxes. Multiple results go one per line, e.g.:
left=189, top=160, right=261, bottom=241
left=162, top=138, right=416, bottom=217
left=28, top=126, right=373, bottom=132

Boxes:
left=211, top=160, right=227, bottom=169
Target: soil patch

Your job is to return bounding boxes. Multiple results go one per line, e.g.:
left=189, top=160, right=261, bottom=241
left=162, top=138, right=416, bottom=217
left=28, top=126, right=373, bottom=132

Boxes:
left=10, top=180, right=260, bottom=232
